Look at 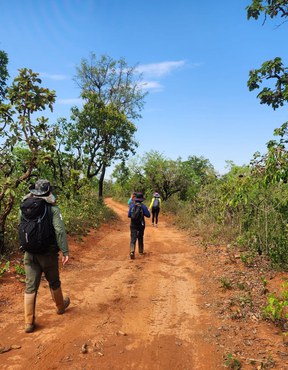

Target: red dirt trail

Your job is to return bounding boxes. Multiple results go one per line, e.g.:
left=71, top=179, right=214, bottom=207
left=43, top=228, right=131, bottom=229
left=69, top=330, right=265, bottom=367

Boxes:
left=0, top=198, right=231, bottom=369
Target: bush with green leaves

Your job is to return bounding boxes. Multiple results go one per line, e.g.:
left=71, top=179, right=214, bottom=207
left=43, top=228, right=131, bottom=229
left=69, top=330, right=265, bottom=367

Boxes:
left=262, top=283, right=288, bottom=323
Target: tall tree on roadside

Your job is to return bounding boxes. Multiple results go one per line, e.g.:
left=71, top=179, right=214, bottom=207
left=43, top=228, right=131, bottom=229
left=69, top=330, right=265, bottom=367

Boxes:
left=143, top=151, right=186, bottom=201
left=0, top=50, right=9, bottom=103
left=247, top=1, right=288, bottom=183
left=179, top=155, right=216, bottom=201
left=247, top=1, right=288, bottom=109
left=0, top=68, right=56, bottom=253
left=63, top=93, right=137, bottom=197
left=71, top=54, right=147, bottom=198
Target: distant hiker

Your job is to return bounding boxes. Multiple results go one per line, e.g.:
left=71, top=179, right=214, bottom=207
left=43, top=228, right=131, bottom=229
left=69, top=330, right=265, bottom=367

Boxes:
left=149, top=192, right=162, bottom=227
left=127, top=192, right=136, bottom=206
left=128, top=192, right=150, bottom=259
left=19, top=179, right=70, bottom=333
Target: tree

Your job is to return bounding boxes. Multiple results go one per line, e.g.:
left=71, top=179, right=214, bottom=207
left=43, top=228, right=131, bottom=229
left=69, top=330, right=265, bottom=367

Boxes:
left=250, top=122, right=288, bottom=183
left=143, top=151, right=186, bottom=201
left=247, top=57, right=288, bottom=110
left=246, top=1, right=288, bottom=110
left=71, top=54, right=147, bottom=197
left=179, top=155, right=216, bottom=201
left=0, top=50, right=9, bottom=103
left=0, top=68, right=56, bottom=253
left=247, top=1, right=288, bottom=181
left=63, top=92, right=138, bottom=197
left=246, top=1, right=288, bottom=23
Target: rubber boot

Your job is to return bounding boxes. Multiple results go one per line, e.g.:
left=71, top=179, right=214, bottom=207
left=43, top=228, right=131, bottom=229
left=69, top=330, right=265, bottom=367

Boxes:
left=130, top=243, right=135, bottom=259
left=139, top=240, right=144, bottom=254
left=50, top=287, right=70, bottom=314
left=24, top=292, right=36, bottom=333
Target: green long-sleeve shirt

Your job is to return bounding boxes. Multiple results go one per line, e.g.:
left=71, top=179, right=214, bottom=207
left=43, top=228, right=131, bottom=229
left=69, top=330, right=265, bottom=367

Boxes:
left=20, top=194, right=69, bottom=256
left=51, top=205, right=69, bottom=256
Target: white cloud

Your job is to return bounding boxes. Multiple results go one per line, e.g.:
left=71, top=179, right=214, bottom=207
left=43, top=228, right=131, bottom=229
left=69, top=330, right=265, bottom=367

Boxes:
left=40, top=72, right=70, bottom=81
left=137, top=60, right=186, bottom=78
left=140, top=80, right=164, bottom=92
left=57, top=98, right=83, bottom=105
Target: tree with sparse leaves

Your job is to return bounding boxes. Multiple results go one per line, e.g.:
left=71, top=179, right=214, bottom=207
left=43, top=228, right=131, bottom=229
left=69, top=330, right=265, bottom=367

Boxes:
left=247, top=1, right=288, bottom=182
left=246, top=1, right=288, bottom=23
left=0, top=68, right=56, bottom=253
left=70, top=54, right=147, bottom=198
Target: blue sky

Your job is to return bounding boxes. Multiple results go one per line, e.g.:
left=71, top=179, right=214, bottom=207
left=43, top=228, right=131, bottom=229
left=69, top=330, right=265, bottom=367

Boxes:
left=1, top=0, right=288, bottom=175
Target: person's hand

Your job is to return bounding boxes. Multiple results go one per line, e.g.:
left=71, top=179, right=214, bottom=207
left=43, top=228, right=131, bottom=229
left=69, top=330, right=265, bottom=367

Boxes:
left=62, top=255, right=69, bottom=266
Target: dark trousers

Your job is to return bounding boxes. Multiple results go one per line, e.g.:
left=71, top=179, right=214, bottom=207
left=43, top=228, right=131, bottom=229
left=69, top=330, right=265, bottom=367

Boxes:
left=152, top=207, right=160, bottom=224
left=130, top=224, right=145, bottom=253
left=24, top=251, right=61, bottom=294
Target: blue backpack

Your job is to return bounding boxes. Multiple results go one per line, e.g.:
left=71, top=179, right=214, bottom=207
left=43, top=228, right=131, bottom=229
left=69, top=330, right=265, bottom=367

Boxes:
left=152, top=197, right=160, bottom=208
left=131, top=203, right=144, bottom=225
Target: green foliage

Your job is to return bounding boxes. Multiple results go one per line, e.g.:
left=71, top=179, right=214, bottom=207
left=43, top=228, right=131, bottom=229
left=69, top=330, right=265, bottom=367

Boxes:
left=220, top=277, right=233, bottom=290
left=0, top=261, right=10, bottom=277
left=225, top=353, right=241, bottom=369
left=246, top=1, right=288, bottom=22
left=74, top=53, right=147, bottom=120
left=14, top=263, right=25, bottom=276
left=0, top=68, right=56, bottom=253
left=64, top=96, right=137, bottom=181
left=57, top=184, right=117, bottom=236
left=143, top=151, right=183, bottom=201
left=251, top=122, right=288, bottom=184
left=240, top=253, right=255, bottom=267
left=179, top=155, right=216, bottom=201
left=262, top=283, right=288, bottom=321
left=0, top=50, right=9, bottom=102
left=156, top=158, right=288, bottom=269
left=72, top=54, right=147, bottom=197
left=247, top=57, right=288, bottom=110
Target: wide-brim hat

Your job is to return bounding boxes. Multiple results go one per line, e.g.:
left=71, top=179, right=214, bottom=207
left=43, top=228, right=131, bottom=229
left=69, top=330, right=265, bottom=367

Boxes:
left=153, top=192, right=160, bottom=198
left=134, top=192, right=145, bottom=202
left=29, top=179, right=51, bottom=196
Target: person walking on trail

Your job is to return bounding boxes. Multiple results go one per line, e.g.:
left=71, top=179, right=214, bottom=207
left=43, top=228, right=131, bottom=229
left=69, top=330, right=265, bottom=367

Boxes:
left=149, top=192, right=162, bottom=227
left=127, top=192, right=136, bottom=206
left=128, top=192, right=150, bottom=259
left=19, top=179, right=70, bottom=333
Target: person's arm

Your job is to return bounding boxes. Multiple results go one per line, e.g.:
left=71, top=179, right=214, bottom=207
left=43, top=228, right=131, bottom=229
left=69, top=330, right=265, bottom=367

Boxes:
left=149, top=198, right=154, bottom=209
left=51, top=206, right=69, bottom=265
left=142, top=204, right=150, bottom=218
left=128, top=204, right=132, bottom=218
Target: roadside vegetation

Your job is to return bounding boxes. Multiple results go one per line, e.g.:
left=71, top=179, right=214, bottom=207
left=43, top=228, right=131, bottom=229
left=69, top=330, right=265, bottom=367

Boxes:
left=1, top=4, right=288, bottom=366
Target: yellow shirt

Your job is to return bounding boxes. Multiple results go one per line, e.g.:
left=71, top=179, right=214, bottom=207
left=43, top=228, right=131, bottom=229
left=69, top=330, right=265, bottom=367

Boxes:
left=149, top=197, right=162, bottom=208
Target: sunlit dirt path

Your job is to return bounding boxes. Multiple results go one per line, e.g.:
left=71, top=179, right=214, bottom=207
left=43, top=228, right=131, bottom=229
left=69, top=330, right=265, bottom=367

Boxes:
left=0, top=198, right=223, bottom=369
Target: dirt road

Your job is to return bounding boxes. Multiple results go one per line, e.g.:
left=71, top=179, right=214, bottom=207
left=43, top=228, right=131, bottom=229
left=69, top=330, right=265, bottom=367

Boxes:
left=0, top=198, right=225, bottom=369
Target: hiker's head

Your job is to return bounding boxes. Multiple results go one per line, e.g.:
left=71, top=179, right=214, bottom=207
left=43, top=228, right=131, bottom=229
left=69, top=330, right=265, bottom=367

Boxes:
left=29, top=179, right=51, bottom=197
left=134, top=192, right=144, bottom=202
left=153, top=192, right=160, bottom=198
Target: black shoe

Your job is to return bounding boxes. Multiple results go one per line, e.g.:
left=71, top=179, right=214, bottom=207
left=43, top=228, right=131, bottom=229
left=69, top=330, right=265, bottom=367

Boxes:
left=130, top=252, right=135, bottom=259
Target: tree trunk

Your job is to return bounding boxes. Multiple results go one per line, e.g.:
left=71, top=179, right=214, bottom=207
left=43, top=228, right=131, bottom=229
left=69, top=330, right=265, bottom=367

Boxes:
left=0, top=228, right=5, bottom=255
left=98, top=165, right=106, bottom=199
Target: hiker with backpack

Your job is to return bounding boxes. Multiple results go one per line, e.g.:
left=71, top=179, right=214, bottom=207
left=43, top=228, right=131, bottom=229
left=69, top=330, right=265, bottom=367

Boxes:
left=149, top=192, right=162, bottom=227
left=127, top=192, right=136, bottom=206
left=19, top=179, right=70, bottom=333
left=128, top=192, right=150, bottom=259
